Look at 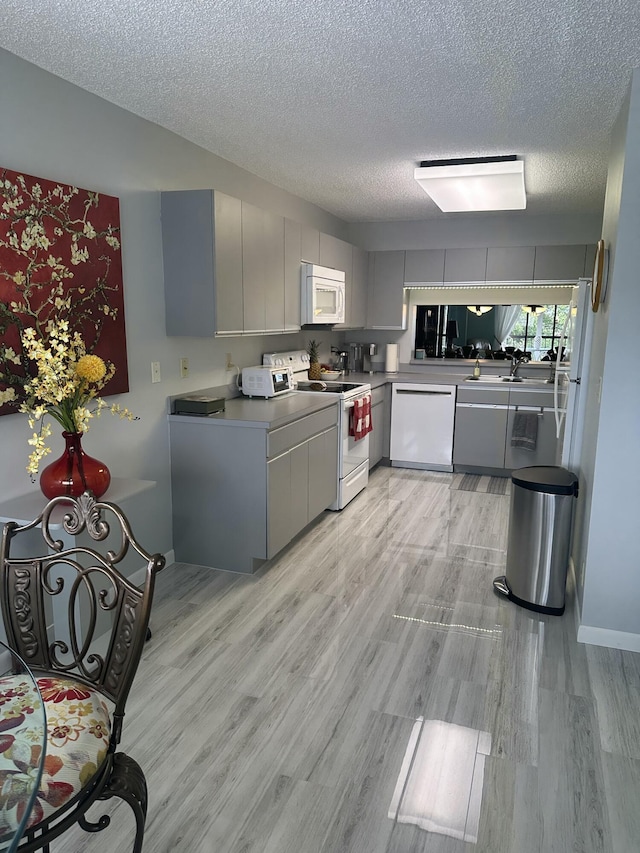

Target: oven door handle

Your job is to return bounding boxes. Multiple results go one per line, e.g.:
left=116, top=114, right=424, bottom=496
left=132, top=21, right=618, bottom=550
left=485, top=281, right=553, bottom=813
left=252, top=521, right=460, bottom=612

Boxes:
left=344, top=397, right=369, bottom=409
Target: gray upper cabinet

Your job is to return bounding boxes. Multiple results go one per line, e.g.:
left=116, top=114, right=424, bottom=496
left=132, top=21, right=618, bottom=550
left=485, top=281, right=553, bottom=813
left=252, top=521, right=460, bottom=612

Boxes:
left=162, top=189, right=243, bottom=336
left=163, top=189, right=295, bottom=337
left=319, top=232, right=352, bottom=273
left=404, top=249, right=445, bottom=284
left=242, top=203, right=286, bottom=334
left=264, top=210, right=286, bottom=332
left=348, top=246, right=368, bottom=329
left=367, top=251, right=408, bottom=329
left=300, top=225, right=320, bottom=264
left=485, top=246, right=535, bottom=283
left=320, top=233, right=352, bottom=328
left=242, top=201, right=266, bottom=333
left=444, top=248, right=488, bottom=284
left=284, top=218, right=302, bottom=332
left=214, top=193, right=244, bottom=334
left=533, top=245, right=587, bottom=282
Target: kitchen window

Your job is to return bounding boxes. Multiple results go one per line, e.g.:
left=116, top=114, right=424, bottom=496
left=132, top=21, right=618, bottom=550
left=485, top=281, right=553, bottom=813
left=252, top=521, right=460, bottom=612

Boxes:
left=413, top=303, right=570, bottom=360
left=504, top=305, right=570, bottom=359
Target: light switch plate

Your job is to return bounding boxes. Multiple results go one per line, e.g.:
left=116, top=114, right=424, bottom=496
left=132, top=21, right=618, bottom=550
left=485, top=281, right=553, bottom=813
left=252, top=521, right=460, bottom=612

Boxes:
left=151, top=361, right=161, bottom=383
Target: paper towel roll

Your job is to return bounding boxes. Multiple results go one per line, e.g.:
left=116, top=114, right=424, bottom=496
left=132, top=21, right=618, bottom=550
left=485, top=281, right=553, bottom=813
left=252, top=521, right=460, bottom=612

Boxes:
left=385, top=343, right=399, bottom=373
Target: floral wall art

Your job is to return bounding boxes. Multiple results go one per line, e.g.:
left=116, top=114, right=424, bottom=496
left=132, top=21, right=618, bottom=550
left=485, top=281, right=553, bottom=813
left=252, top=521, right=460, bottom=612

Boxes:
left=0, top=167, right=128, bottom=416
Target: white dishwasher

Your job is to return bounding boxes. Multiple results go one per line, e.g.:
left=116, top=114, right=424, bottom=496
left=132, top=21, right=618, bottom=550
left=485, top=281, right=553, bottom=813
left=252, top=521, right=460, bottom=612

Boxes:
left=390, top=383, right=457, bottom=471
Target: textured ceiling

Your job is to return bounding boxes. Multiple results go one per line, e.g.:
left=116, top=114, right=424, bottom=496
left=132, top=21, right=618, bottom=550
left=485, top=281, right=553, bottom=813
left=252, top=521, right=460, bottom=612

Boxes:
left=2, top=0, right=640, bottom=222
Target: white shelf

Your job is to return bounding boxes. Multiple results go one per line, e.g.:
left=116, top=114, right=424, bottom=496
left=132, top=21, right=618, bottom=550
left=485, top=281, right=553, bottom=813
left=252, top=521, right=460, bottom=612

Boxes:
left=0, top=477, right=156, bottom=528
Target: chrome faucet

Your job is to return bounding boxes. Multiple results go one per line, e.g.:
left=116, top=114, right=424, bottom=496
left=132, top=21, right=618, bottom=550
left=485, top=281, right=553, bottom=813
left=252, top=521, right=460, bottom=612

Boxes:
left=510, top=355, right=528, bottom=377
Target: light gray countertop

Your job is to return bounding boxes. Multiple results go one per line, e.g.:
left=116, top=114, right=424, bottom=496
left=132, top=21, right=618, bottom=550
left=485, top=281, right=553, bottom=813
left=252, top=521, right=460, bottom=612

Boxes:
left=168, top=366, right=552, bottom=432
left=346, top=367, right=553, bottom=389
left=168, top=393, right=338, bottom=430
left=347, top=371, right=465, bottom=387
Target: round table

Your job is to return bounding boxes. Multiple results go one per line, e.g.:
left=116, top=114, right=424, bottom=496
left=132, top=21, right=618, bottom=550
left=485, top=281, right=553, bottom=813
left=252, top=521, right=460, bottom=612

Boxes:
left=0, top=643, right=47, bottom=853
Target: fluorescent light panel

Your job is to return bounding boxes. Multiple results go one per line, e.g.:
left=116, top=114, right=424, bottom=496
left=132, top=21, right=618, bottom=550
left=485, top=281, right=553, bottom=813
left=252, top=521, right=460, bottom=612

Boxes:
left=414, top=156, right=526, bottom=212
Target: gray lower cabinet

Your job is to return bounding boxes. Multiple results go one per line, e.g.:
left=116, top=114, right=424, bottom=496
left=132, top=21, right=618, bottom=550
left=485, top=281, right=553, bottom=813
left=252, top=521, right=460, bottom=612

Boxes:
left=454, top=390, right=509, bottom=468
left=453, top=385, right=557, bottom=471
left=504, top=390, right=558, bottom=469
left=267, top=425, right=338, bottom=558
left=369, top=384, right=390, bottom=468
left=369, top=402, right=384, bottom=468
left=169, top=405, right=338, bottom=573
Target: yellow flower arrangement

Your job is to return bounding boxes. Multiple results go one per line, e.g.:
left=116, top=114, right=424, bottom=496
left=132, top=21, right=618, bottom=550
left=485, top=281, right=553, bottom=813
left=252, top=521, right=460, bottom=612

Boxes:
left=18, top=319, right=136, bottom=476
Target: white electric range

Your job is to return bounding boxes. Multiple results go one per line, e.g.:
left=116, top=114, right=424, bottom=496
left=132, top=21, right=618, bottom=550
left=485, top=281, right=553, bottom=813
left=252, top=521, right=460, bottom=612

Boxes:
left=263, top=350, right=371, bottom=510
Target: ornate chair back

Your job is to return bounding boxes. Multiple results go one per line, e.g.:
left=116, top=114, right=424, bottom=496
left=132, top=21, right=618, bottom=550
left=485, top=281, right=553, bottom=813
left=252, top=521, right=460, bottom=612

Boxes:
left=0, top=490, right=165, bottom=852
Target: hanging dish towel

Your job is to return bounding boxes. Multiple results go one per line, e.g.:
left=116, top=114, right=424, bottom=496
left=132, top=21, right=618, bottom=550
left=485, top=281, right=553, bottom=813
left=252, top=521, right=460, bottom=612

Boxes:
left=349, top=394, right=373, bottom=441
left=511, top=411, right=538, bottom=451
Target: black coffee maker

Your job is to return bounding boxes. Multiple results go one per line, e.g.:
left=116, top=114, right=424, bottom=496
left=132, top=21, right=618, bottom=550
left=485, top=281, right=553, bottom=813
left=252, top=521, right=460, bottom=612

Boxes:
left=331, top=346, right=349, bottom=374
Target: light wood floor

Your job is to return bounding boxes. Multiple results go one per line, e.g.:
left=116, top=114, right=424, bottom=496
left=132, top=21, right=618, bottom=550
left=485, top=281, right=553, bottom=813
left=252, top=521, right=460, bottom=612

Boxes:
left=55, top=466, right=640, bottom=852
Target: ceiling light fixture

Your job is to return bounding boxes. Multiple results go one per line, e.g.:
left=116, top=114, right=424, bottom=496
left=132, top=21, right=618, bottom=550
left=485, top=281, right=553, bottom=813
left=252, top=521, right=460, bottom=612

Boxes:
left=467, top=305, right=493, bottom=316
left=523, top=304, right=546, bottom=314
left=414, top=156, right=526, bottom=212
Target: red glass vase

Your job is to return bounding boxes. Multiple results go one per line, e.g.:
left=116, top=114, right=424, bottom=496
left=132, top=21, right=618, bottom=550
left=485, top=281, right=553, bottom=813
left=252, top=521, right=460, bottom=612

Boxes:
left=39, top=432, right=111, bottom=500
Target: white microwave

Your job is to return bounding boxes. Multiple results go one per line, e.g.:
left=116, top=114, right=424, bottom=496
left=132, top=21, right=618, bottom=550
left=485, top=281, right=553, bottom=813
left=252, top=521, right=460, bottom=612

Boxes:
left=301, top=263, right=345, bottom=325
left=241, top=365, right=294, bottom=398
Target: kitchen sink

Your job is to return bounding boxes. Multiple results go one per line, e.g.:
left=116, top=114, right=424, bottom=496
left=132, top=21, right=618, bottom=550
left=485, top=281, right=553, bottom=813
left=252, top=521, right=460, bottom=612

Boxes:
left=465, top=375, right=551, bottom=385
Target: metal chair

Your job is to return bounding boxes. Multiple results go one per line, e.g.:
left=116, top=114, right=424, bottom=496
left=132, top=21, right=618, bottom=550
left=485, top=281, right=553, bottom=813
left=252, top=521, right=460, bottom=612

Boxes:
left=0, top=491, right=165, bottom=852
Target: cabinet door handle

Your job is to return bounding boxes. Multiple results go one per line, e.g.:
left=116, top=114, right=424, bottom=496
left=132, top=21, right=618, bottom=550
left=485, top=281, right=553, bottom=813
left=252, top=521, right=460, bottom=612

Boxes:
left=456, top=403, right=508, bottom=410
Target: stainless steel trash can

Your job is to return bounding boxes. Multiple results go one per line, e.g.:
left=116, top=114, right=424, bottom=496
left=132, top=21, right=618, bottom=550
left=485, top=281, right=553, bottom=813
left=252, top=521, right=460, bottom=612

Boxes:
left=493, top=466, right=578, bottom=615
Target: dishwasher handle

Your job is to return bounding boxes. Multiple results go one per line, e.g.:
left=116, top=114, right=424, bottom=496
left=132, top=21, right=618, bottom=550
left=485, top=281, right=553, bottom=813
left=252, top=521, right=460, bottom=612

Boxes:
left=395, top=388, right=454, bottom=396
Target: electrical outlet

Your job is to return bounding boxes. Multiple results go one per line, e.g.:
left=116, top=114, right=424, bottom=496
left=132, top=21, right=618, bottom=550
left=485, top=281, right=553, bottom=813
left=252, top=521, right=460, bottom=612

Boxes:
left=151, top=361, right=161, bottom=384
left=226, top=352, right=233, bottom=370
left=180, top=357, right=189, bottom=378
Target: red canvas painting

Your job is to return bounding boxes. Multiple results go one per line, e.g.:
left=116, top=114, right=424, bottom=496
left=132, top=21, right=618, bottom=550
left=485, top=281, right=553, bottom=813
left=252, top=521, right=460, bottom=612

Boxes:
left=0, top=167, right=128, bottom=415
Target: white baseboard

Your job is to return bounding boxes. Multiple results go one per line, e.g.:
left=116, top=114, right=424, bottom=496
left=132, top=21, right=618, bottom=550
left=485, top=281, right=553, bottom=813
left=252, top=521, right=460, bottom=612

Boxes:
left=577, top=625, right=640, bottom=653
left=570, top=558, right=640, bottom=652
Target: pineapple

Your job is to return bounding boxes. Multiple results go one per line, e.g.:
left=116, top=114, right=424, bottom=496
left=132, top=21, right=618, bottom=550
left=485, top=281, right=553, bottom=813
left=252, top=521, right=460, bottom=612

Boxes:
left=307, top=339, right=322, bottom=380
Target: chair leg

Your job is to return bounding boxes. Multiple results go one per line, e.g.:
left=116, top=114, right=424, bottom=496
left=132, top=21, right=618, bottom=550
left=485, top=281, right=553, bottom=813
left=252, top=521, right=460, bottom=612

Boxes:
left=100, top=753, right=148, bottom=853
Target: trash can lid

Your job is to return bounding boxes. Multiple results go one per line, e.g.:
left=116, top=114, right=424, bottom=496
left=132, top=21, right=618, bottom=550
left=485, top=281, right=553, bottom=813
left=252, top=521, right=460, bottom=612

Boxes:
left=511, top=465, right=578, bottom=496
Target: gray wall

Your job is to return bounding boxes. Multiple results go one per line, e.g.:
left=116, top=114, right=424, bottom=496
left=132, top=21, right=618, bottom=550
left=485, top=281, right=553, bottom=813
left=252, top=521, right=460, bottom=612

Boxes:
left=348, top=213, right=602, bottom=251
left=0, top=48, right=346, bottom=553
left=578, top=71, right=640, bottom=640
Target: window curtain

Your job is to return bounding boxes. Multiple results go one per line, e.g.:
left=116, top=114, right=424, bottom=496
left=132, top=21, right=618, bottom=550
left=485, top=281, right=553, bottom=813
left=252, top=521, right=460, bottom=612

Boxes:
left=494, top=305, right=522, bottom=345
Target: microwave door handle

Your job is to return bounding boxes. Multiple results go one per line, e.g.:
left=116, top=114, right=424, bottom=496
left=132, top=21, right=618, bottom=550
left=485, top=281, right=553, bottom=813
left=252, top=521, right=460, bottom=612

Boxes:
left=338, top=286, right=345, bottom=318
